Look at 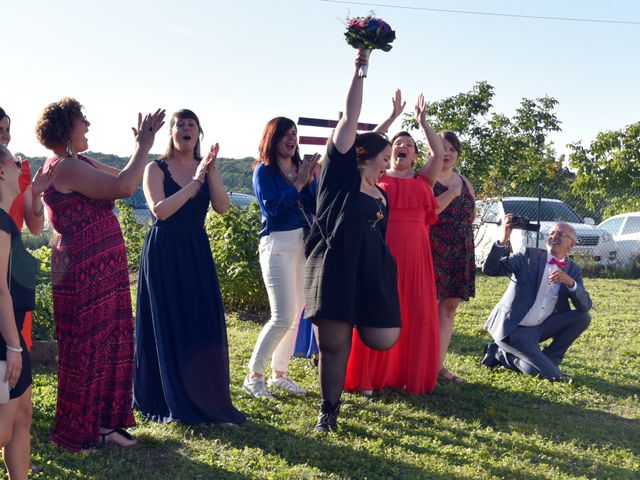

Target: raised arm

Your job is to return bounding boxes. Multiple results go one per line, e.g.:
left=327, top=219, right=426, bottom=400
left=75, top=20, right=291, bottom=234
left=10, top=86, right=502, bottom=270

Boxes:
left=333, top=49, right=369, bottom=154
left=374, top=89, right=405, bottom=135
left=52, top=109, right=165, bottom=200
left=415, top=94, right=444, bottom=186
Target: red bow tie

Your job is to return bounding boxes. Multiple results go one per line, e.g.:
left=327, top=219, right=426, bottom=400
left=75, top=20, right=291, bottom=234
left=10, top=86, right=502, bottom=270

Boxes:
left=549, top=257, right=566, bottom=268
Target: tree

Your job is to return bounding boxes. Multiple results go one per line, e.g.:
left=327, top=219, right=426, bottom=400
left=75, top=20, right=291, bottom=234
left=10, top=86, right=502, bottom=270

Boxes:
left=568, top=122, right=640, bottom=219
left=402, top=82, right=570, bottom=198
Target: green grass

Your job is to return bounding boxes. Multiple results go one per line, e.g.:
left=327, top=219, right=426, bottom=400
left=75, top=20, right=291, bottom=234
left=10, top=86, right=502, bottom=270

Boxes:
left=13, top=275, right=640, bottom=479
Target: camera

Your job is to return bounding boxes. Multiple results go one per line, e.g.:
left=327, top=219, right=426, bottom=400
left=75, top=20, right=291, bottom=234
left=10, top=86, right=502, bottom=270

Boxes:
left=510, top=215, right=540, bottom=232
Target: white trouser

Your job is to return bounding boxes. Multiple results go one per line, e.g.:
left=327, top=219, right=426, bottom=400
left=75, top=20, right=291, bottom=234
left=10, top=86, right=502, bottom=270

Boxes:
left=248, top=228, right=305, bottom=375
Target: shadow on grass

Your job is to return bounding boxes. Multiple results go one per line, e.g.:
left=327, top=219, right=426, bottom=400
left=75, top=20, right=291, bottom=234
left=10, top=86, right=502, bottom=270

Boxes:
left=358, top=379, right=639, bottom=480
left=206, top=419, right=439, bottom=479
left=447, top=330, right=640, bottom=404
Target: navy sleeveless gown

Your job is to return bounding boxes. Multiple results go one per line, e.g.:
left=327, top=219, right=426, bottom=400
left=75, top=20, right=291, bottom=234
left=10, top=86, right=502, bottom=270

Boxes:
left=133, top=160, right=245, bottom=425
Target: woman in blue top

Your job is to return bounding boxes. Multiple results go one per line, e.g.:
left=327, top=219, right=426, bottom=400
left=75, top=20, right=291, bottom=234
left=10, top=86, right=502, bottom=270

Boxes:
left=243, top=117, right=319, bottom=398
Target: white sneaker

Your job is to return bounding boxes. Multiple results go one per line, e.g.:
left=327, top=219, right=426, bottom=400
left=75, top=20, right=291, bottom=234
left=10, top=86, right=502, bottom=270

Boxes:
left=243, top=375, right=274, bottom=399
left=267, top=375, right=307, bottom=395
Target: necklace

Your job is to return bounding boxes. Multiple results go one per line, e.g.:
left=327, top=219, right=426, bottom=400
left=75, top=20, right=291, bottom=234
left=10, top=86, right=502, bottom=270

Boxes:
left=370, top=197, right=384, bottom=230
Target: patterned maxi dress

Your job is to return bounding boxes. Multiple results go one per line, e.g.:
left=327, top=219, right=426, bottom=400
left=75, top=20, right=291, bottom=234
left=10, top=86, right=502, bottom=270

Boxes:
left=430, top=180, right=476, bottom=300
left=43, top=155, right=135, bottom=452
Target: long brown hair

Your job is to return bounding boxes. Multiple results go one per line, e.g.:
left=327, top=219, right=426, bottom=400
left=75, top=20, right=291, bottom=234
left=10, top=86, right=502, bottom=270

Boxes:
left=253, top=117, right=301, bottom=172
left=162, top=109, right=204, bottom=161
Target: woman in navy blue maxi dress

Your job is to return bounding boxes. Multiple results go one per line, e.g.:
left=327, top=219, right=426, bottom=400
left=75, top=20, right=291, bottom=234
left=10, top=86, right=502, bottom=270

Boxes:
left=133, top=110, right=245, bottom=425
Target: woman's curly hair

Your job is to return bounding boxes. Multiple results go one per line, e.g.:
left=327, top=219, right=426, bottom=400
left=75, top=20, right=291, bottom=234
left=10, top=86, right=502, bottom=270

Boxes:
left=35, top=97, right=84, bottom=150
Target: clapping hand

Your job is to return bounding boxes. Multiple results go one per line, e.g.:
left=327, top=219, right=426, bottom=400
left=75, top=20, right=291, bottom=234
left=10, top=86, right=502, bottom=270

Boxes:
left=31, top=166, right=54, bottom=197
left=294, top=153, right=320, bottom=190
left=194, top=143, right=220, bottom=182
left=132, top=109, right=166, bottom=149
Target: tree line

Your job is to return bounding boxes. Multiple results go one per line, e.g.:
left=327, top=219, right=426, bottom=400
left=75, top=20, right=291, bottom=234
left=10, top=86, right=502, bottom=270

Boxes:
left=16, top=82, right=639, bottom=221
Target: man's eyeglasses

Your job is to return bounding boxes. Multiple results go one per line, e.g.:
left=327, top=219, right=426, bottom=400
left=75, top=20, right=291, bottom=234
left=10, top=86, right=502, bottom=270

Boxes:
left=549, top=230, right=576, bottom=242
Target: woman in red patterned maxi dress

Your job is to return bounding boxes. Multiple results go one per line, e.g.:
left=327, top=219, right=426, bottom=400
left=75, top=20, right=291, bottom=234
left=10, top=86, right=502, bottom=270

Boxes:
left=36, top=98, right=165, bottom=451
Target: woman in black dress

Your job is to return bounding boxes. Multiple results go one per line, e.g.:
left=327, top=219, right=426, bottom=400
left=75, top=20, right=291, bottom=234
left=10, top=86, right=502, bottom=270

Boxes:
left=305, top=49, right=401, bottom=431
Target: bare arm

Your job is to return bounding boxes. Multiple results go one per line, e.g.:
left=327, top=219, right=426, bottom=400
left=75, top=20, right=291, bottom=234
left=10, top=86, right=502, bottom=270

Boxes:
left=460, top=175, right=476, bottom=221
left=435, top=178, right=462, bottom=214
left=143, top=162, right=201, bottom=221
left=204, top=144, right=230, bottom=214
left=333, top=49, right=369, bottom=154
left=84, top=157, right=122, bottom=176
left=0, top=231, right=22, bottom=387
left=374, top=89, right=405, bottom=135
left=52, top=109, right=165, bottom=200
left=415, top=94, right=445, bottom=186
left=22, top=186, right=44, bottom=234
left=23, top=166, right=54, bottom=234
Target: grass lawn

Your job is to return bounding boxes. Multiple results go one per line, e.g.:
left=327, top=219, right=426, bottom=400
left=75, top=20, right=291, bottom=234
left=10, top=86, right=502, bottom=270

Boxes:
left=15, top=275, right=640, bottom=479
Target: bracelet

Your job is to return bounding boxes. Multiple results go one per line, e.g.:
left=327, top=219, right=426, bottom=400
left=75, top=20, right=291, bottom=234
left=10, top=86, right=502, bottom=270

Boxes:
left=6, top=345, right=23, bottom=353
left=191, top=176, right=205, bottom=184
left=33, top=205, right=45, bottom=217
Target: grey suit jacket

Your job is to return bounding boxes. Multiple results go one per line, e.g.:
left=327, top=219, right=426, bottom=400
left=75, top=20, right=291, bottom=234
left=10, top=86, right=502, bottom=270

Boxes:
left=482, top=243, right=592, bottom=341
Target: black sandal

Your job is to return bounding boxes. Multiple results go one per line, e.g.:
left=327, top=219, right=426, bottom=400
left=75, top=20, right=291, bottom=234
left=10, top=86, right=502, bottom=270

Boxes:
left=99, top=428, right=137, bottom=446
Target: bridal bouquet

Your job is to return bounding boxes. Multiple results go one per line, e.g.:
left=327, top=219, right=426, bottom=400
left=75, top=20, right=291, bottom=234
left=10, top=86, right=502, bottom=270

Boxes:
left=345, top=13, right=396, bottom=77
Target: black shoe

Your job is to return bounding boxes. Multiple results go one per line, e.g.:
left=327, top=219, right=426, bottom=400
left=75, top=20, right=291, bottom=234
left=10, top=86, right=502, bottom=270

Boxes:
left=480, top=343, right=500, bottom=368
left=554, top=370, right=573, bottom=383
left=314, top=400, right=340, bottom=432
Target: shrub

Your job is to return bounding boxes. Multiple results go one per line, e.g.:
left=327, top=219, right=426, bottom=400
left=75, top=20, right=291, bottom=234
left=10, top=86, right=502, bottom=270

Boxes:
left=30, top=246, right=56, bottom=341
left=21, top=228, right=53, bottom=250
left=205, top=203, right=268, bottom=316
left=116, top=199, right=148, bottom=272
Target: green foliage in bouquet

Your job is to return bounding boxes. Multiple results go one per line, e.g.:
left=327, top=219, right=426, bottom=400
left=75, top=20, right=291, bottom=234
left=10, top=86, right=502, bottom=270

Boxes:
left=345, top=13, right=396, bottom=52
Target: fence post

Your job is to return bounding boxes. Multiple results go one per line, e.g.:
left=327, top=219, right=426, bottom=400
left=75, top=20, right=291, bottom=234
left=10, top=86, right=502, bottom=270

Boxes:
left=536, top=183, right=542, bottom=248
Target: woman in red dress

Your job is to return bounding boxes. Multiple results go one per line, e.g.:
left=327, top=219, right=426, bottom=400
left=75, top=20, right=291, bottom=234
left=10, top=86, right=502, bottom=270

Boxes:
left=36, top=98, right=164, bottom=452
left=345, top=91, right=444, bottom=394
left=1, top=107, right=45, bottom=352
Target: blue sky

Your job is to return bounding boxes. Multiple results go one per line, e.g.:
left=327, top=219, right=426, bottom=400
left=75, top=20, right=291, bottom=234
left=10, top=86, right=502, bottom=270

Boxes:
left=4, top=0, right=640, bottom=160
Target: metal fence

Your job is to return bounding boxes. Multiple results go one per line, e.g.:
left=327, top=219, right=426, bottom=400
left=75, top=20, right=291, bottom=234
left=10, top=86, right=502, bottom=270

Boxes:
left=473, top=184, right=640, bottom=278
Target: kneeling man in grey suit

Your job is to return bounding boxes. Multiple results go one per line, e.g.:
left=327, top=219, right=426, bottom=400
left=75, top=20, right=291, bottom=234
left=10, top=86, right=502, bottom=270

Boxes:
left=481, top=215, right=592, bottom=380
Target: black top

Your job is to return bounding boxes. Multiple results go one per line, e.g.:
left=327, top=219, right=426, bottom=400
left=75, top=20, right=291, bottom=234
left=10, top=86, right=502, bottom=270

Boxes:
left=304, top=140, right=401, bottom=327
left=0, top=208, right=37, bottom=312
left=0, top=208, right=35, bottom=399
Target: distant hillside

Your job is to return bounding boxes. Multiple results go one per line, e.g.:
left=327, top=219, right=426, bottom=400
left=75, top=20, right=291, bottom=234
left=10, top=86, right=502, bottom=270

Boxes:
left=16, top=151, right=255, bottom=194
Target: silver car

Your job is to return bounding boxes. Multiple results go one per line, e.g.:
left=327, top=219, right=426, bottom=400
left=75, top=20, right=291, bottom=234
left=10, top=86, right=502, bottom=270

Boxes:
left=475, top=197, right=618, bottom=267
left=598, top=212, right=640, bottom=268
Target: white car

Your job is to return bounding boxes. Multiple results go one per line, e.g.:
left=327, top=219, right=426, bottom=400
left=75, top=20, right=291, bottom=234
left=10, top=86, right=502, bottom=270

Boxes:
left=597, top=212, right=640, bottom=268
left=475, top=197, right=618, bottom=268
